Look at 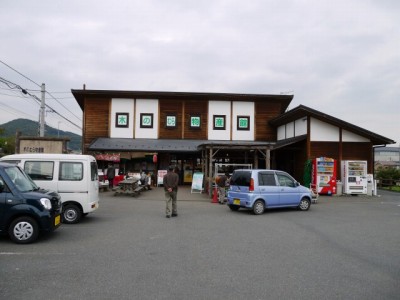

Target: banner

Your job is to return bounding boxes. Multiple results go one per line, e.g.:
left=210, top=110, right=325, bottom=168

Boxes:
left=157, top=170, right=168, bottom=186
left=191, top=172, right=204, bottom=193
left=95, top=153, right=120, bottom=162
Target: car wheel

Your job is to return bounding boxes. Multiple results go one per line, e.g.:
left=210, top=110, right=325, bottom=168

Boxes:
left=228, top=204, right=240, bottom=211
left=253, top=200, right=265, bottom=215
left=298, top=198, right=311, bottom=211
left=62, top=204, right=82, bottom=224
left=9, top=216, right=39, bottom=244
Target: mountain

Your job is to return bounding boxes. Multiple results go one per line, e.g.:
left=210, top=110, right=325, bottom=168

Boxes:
left=0, top=119, right=82, bottom=151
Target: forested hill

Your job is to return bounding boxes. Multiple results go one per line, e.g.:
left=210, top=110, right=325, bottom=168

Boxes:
left=0, top=119, right=82, bottom=151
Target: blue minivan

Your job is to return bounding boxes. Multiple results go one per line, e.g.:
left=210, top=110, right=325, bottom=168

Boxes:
left=227, top=169, right=312, bottom=215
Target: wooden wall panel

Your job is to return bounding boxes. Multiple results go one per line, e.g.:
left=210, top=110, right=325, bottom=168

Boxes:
left=159, top=100, right=183, bottom=139
left=310, top=142, right=340, bottom=160
left=83, top=97, right=110, bottom=153
left=342, top=142, right=373, bottom=173
left=342, top=143, right=371, bottom=160
left=184, top=100, right=208, bottom=140
left=255, top=102, right=282, bottom=141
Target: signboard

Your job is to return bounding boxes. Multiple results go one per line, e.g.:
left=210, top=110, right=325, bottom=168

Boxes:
left=95, top=153, right=120, bottom=162
left=157, top=170, right=168, bottom=186
left=191, top=172, right=204, bottom=193
left=20, top=140, right=63, bottom=154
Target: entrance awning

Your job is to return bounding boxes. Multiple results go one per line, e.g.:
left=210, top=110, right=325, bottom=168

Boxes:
left=88, top=138, right=276, bottom=152
left=88, top=138, right=203, bottom=152
left=272, top=135, right=307, bottom=150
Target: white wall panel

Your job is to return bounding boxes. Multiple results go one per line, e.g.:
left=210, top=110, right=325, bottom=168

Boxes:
left=110, top=99, right=134, bottom=138
left=286, top=122, right=295, bottom=138
left=310, top=117, right=339, bottom=141
left=295, top=117, right=307, bottom=136
left=342, top=129, right=370, bottom=142
left=232, top=101, right=254, bottom=140
left=135, top=99, right=159, bottom=139
left=277, top=126, right=286, bottom=140
left=208, top=101, right=231, bottom=140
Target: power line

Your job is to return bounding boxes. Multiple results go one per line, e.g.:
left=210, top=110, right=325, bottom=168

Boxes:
left=0, top=101, right=37, bottom=120
left=0, top=59, right=41, bottom=87
left=0, top=60, right=82, bottom=127
left=25, top=89, right=72, bottom=94
left=0, top=76, right=82, bottom=131
left=46, top=90, right=82, bottom=122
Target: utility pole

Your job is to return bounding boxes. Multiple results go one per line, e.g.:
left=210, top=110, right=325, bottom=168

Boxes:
left=39, top=83, right=45, bottom=137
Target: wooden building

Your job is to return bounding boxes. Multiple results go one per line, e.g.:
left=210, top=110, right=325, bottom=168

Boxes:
left=71, top=89, right=395, bottom=190
left=269, top=105, right=395, bottom=181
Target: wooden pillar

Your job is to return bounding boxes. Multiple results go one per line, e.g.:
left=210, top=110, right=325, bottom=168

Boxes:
left=254, top=150, right=258, bottom=168
left=338, top=128, right=343, bottom=180
left=266, top=147, right=271, bottom=169
left=208, top=147, right=213, bottom=197
left=203, top=149, right=207, bottom=194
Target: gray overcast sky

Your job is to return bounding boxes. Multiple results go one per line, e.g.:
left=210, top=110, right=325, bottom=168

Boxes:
left=0, top=0, right=399, bottom=146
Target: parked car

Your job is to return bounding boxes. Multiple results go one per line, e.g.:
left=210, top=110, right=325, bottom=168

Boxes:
left=227, top=169, right=312, bottom=215
left=0, top=162, right=62, bottom=244
left=1, top=154, right=100, bottom=224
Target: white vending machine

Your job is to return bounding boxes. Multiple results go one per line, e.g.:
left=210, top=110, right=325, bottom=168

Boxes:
left=341, top=160, right=368, bottom=195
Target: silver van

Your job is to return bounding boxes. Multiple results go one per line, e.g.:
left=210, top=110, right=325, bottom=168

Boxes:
left=227, top=169, right=312, bottom=215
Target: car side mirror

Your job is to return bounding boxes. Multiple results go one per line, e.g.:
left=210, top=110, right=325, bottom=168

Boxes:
left=0, top=180, right=4, bottom=193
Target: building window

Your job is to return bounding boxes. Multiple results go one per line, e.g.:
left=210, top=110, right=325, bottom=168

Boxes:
left=116, top=113, right=129, bottom=128
left=140, top=113, right=153, bottom=128
left=213, top=115, right=225, bottom=130
left=166, top=115, right=177, bottom=128
left=190, top=115, right=201, bottom=129
left=237, top=116, right=250, bottom=130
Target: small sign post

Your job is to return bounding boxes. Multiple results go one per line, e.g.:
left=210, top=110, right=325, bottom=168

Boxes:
left=191, top=172, right=204, bottom=193
left=157, top=170, right=167, bottom=187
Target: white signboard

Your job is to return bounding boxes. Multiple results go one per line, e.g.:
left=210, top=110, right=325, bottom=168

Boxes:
left=157, top=170, right=168, bottom=186
left=191, top=172, right=204, bottom=193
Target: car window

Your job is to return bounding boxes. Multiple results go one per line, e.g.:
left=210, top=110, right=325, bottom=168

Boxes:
left=258, top=173, right=277, bottom=186
left=0, top=176, right=10, bottom=193
left=24, top=161, right=54, bottom=180
left=59, top=162, right=83, bottom=181
left=5, top=166, right=37, bottom=192
left=91, top=161, right=98, bottom=181
left=230, top=171, right=251, bottom=187
left=277, top=173, right=295, bottom=187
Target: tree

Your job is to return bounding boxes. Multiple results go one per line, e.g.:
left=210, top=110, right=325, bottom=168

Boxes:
left=376, top=167, right=400, bottom=181
left=0, top=137, right=15, bottom=155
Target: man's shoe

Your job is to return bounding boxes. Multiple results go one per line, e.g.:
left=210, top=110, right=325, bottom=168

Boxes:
left=171, top=213, right=178, bottom=217
left=166, top=215, right=170, bottom=218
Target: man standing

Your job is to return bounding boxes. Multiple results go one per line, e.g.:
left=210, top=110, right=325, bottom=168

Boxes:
left=217, top=172, right=229, bottom=204
left=106, top=164, right=115, bottom=190
left=163, top=165, right=179, bottom=218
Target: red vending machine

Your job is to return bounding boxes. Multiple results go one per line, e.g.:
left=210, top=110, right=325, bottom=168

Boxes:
left=312, top=157, right=337, bottom=195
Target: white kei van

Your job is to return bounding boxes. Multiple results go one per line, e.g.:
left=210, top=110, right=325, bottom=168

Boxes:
left=1, top=154, right=100, bottom=224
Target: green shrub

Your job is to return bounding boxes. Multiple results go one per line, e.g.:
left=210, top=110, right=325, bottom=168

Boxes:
left=376, top=167, right=400, bottom=181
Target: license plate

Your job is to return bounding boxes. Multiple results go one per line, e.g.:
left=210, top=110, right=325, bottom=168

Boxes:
left=55, top=215, right=61, bottom=226
left=233, top=199, right=240, bottom=205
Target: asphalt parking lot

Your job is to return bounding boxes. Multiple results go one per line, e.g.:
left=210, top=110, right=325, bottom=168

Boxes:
left=1, top=188, right=399, bottom=300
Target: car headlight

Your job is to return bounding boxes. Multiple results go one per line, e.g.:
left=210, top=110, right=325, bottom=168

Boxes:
left=40, top=198, right=52, bottom=210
